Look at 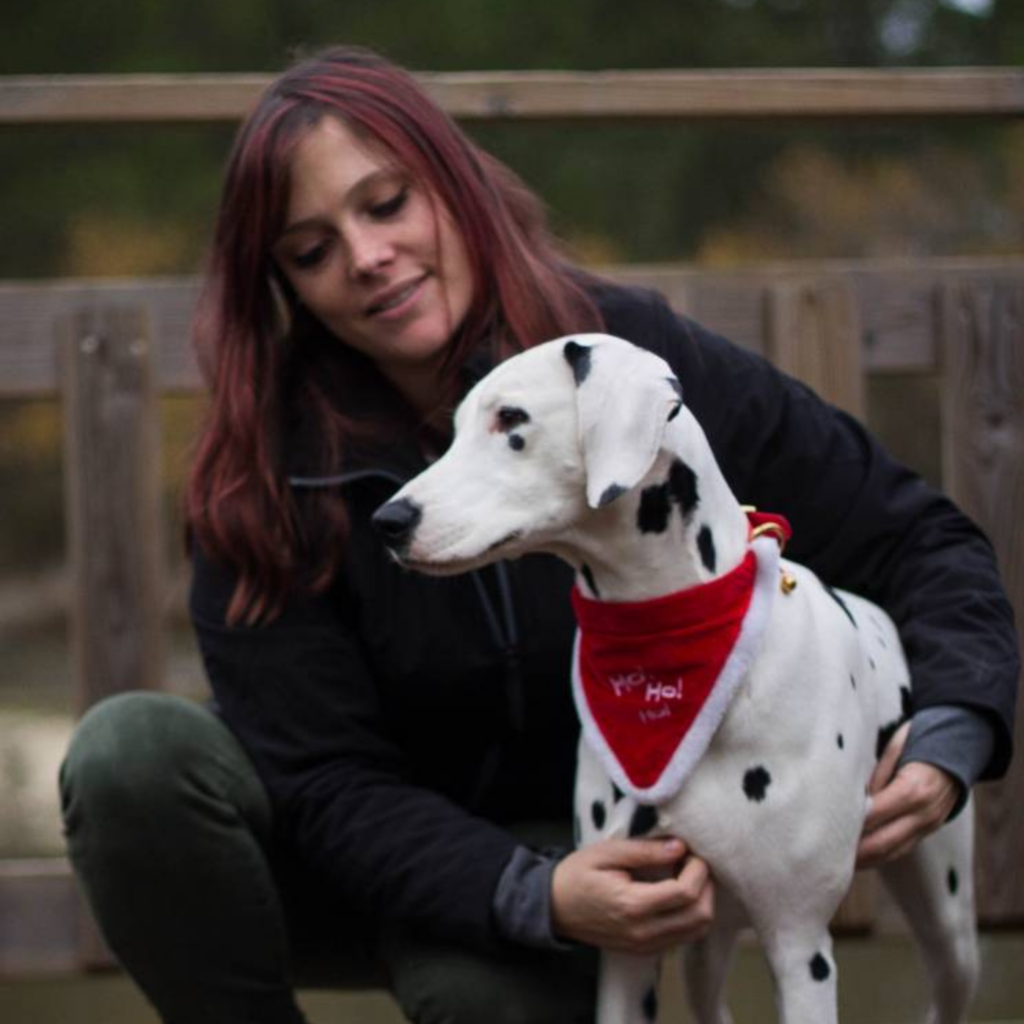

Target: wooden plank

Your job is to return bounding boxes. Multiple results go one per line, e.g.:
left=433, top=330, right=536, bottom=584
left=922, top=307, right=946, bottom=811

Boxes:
left=0, top=259, right=1013, bottom=383
left=939, top=279, right=1024, bottom=925
left=60, top=305, right=165, bottom=714
left=2, top=68, right=1023, bottom=125
left=0, top=278, right=201, bottom=396
left=766, top=277, right=865, bottom=418
left=6, top=259, right=1018, bottom=397
left=425, top=68, right=1024, bottom=123
left=614, top=260, right=1024, bottom=373
left=60, top=306, right=165, bottom=966
left=847, top=269, right=942, bottom=373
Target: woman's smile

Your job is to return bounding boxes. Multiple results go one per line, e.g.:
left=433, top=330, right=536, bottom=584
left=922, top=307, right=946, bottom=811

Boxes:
left=364, top=273, right=430, bottom=319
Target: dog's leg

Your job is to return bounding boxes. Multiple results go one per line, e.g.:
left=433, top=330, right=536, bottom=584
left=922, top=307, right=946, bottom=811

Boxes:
left=878, top=802, right=978, bottom=1024
left=754, top=918, right=838, bottom=1024
left=597, top=950, right=662, bottom=1024
left=574, top=743, right=663, bottom=1023
left=682, top=887, right=745, bottom=1024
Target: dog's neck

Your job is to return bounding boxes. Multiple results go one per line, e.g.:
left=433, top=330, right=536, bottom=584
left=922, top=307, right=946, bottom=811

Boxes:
left=550, top=410, right=750, bottom=604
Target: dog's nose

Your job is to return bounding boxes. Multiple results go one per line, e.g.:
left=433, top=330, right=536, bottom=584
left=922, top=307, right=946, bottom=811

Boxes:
left=371, top=497, right=423, bottom=550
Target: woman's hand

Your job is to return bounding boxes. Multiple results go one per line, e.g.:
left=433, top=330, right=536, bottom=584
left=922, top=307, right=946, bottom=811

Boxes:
left=551, top=837, right=714, bottom=954
left=857, top=721, right=962, bottom=868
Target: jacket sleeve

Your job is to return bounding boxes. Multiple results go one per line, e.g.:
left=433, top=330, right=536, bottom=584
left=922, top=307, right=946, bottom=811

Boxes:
left=188, top=545, right=520, bottom=948
left=651, top=298, right=1019, bottom=780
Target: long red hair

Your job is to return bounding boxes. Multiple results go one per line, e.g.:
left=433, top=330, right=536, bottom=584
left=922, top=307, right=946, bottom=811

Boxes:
left=187, top=46, right=604, bottom=624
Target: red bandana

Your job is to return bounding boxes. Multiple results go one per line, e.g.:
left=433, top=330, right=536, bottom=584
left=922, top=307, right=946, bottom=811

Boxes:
left=571, top=526, right=786, bottom=804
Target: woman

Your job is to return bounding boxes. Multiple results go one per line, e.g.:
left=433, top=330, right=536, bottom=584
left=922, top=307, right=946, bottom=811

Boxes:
left=60, top=46, right=1018, bottom=1024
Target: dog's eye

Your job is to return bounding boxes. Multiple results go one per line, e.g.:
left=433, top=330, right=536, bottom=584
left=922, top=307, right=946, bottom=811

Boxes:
left=496, top=406, right=530, bottom=432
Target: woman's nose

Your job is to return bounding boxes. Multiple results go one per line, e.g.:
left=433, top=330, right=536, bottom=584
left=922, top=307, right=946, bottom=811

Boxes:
left=347, top=228, right=394, bottom=278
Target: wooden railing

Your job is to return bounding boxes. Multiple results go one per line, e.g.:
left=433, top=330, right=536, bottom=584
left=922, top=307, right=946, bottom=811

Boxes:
left=4, top=67, right=1024, bottom=124
left=0, top=68, right=1022, bottom=976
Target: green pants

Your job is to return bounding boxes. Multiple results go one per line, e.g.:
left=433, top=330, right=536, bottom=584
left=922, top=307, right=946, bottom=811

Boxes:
left=59, top=691, right=597, bottom=1024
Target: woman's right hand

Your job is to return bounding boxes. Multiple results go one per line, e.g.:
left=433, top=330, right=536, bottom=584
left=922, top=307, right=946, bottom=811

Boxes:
left=550, top=837, right=715, bottom=955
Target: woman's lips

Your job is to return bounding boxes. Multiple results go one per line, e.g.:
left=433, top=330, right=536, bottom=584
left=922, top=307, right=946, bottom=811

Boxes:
left=366, top=275, right=428, bottom=318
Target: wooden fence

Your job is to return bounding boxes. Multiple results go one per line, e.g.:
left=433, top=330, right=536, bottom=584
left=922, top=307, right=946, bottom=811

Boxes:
left=0, top=68, right=1022, bottom=976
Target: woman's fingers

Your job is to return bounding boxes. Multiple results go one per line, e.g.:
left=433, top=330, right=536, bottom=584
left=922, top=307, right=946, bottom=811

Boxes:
left=634, top=851, right=710, bottom=914
left=587, top=836, right=687, bottom=871
left=858, top=761, right=960, bottom=868
left=551, top=838, right=715, bottom=953
left=868, top=720, right=910, bottom=795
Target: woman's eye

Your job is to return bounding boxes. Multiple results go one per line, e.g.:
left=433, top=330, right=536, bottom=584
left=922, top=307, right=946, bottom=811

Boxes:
left=293, top=242, right=329, bottom=270
left=369, top=187, right=409, bottom=220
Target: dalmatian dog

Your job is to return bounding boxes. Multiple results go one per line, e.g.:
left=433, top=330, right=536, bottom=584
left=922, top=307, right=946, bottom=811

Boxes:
left=372, top=334, right=978, bottom=1024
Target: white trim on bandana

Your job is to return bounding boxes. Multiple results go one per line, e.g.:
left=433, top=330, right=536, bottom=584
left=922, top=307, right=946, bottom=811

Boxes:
left=572, top=536, right=781, bottom=805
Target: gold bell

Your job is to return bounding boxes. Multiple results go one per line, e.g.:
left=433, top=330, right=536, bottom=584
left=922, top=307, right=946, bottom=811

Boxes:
left=780, top=572, right=798, bottom=595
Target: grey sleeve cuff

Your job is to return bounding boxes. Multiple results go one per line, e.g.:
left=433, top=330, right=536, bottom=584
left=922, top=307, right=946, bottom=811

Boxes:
left=899, top=704, right=996, bottom=819
left=491, top=845, right=573, bottom=950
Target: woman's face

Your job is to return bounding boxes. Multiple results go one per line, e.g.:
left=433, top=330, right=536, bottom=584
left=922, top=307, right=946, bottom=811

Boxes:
left=273, top=116, right=474, bottom=411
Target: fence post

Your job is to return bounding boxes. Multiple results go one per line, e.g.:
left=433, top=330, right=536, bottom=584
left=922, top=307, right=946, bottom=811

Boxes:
left=940, top=279, right=1024, bottom=925
left=766, top=278, right=866, bottom=419
left=59, top=303, right=164, bottom=966
left=766, top=278, right=874, bottom=929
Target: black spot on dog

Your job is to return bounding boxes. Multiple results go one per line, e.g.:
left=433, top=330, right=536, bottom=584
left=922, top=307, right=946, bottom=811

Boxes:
left=879, top=689, right=912, bottom=758
left=638, top=483, right=673, bottom=533
left=638, top=460, right=701, bottom=534
left=698, top=526, right=717, bottom=573
left=666, top=377, right=684, bottom=421
left=598, top=484, right=626, bottom=508
left=642, top=986, right=659, bottom=1021
left=508, top=433, right=525, bottom=451
left=948, top=867, right=959, bottom=896
left=612, top=782, right=626, bottom=804
left=837, top=733, right=845, bottom=750
left=581, top=564, right=601, bottom=598
left=850, top=674, right=857, bottom=690
left=869, top=656, right=876, bottom=671
left=562, top=340, right=592, bottom=384
left=591, top=800, right=607, bottom=831
left=629, top=804, right=659, bottom=838
left=810, top=953, right=831, bottom=982
left=823, top=583, right=858, bottom=629
left=743, top=766, right=771, bottom=802
left=900, top=685, right=912, bottom=718
left=668, top=459, right=699, bottom=516
left=876, top=719, right=903, bottom=760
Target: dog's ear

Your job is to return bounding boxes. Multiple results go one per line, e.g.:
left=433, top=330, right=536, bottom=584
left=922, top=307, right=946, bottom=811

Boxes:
left=563, top=336, right=683, bottom=509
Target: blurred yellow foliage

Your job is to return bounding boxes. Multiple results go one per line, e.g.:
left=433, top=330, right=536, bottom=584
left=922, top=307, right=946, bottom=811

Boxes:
left=0, top=403, right=61, bottom=462
left=565, top=231, right=626, bottom=267
left=697, top=136, right=1024, bottom=266
left=161, top=396, right=204, bottom=490
left=62, top=212, right=198, bottom=277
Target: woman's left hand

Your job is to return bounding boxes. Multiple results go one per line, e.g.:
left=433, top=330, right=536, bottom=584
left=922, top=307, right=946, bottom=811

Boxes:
left=856, top=721, right=962, bottom=868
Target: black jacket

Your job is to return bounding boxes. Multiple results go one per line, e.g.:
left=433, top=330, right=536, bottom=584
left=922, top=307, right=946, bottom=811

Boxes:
left=190, top=281, right=1018, bottom=949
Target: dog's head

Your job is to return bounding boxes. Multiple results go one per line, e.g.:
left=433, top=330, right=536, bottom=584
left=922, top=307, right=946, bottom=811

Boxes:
left=372, top=334, right=684, bottom=574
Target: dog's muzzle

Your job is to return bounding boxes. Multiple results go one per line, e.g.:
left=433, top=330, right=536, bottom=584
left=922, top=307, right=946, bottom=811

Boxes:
left=371, top=497, right=423, bottom=554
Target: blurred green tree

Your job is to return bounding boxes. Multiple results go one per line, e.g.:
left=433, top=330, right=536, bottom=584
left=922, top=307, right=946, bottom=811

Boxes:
left=1, top=0, right=1018, bottom=278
